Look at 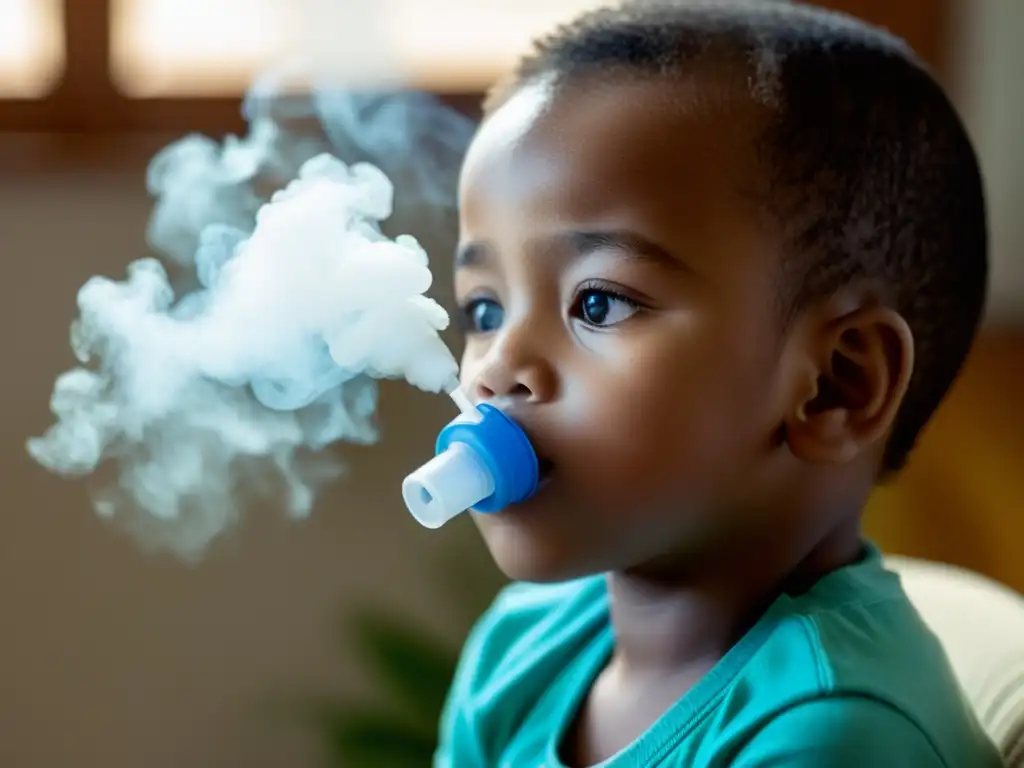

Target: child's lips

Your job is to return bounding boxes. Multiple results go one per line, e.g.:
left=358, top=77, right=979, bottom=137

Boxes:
left=537, top=458, right=555, bottom=487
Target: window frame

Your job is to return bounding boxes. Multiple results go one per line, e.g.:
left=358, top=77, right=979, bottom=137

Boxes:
left=0, top=0, right=948, bottom=137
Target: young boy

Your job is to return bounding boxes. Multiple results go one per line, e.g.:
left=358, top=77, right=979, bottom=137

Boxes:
left=435, top=1, right=1001, bottom=765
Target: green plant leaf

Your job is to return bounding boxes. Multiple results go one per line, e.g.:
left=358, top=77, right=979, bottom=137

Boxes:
left=320, top=704, right=438, bottom=768
left=344, top=606, right=460, bottom=730
left=297, top=530, right=505, bottom=765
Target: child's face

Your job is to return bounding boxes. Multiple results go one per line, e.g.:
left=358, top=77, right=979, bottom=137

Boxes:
left=455, top=76, right=790, bottom=582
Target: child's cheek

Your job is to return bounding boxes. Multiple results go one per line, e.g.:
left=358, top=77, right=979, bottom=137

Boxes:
left=556, top=330, right=764, bottom=508
left=457, top=339, right=490, bottom=389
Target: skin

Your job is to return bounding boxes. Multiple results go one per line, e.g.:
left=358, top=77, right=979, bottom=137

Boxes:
left=453, top=70, right=914, bottom=766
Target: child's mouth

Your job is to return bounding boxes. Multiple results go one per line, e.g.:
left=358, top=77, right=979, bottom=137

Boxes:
left=538, top=459, right=555, bottom=487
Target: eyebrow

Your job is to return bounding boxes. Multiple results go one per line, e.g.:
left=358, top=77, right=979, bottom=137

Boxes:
left=454, top=241, right=491, bottom=270
left=455, top=229, right=688, bottom=272
left=564, top=230, right=688, bottom=272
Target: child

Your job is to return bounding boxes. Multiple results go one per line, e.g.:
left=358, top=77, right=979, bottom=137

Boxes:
left=436, top=1, right=1002, bottom=765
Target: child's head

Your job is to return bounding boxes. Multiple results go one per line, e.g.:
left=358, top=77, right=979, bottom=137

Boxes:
left=454, top=0, right=987, bottom=582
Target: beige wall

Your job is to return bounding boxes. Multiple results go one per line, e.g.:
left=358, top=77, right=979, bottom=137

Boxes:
left=947, top=0, right=1024, bottom=325
left=0, top=148, right=494, bottom=767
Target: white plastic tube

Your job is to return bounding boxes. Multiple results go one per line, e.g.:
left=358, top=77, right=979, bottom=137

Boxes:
left=402, top=441, right=494, bottom=528
left=448, top=386, right=477, bottom=418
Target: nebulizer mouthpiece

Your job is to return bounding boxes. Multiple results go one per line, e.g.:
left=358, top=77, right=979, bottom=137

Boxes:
left=402, top=387, right=540, bottom=529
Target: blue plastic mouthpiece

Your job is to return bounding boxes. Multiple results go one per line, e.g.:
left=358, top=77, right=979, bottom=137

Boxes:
left=402, top=403, right=540, bottom=529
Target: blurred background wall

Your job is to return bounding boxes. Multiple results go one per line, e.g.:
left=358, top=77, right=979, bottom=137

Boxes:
left=0, top=1, right=1020, bottom=766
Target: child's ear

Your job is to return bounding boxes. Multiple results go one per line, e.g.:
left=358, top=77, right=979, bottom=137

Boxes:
left=784, top=304, right=914, bottom=466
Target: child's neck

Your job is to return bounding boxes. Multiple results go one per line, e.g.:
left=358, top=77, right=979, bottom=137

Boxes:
left=563, top=520, right=864, bottom=766
left=606, top=518, right=863, bottom=679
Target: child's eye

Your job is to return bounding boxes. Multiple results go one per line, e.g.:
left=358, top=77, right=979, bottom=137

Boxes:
left=460, top=298, right=504, bottom=334
left=574, top=289, right=640, bottom=328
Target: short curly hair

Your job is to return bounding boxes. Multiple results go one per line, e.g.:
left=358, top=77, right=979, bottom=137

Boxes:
left=486, top=0, right=988, bottom=474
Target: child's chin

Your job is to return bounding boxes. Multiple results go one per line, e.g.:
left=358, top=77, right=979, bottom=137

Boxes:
left=472, top=508, right=596, bottom=584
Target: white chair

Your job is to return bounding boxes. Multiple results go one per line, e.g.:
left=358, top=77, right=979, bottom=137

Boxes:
left=887, top=556, right=1024, bottom=766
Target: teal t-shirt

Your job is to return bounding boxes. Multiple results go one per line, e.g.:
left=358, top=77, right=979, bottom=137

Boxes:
left=435, top=544, right=1003, bottom=767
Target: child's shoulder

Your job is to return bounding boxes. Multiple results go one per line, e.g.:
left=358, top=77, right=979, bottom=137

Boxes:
left=435, top=576, right=612, bottom=765
left=453, top=575, right=610, bottom=694
left=728, top=550, right=1001, bottom=766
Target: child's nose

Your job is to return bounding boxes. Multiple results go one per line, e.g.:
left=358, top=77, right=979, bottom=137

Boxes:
left=471, top=334, right=556, bottom=404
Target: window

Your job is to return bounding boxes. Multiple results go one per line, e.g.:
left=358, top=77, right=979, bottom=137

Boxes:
left=386, top=0, right=601, bottom=91
left=110, top=0, right=298, bottom=97
left=0, top=0, right=64, bottom=97
left=0, top=0, right=948, bottom=135
left=109, top=0, right=606, bottom=97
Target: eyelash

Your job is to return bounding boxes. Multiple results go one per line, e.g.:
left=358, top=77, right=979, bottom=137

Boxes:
left=457, top=281, right=645, bottom=334
left=574, top=280, right=643, bottom=317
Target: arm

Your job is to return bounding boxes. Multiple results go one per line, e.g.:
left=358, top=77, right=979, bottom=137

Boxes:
left=731, top=696, right=947, bottom=768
